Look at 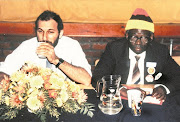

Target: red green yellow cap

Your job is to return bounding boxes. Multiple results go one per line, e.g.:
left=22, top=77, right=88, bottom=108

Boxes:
left=125, top=8, right=154, bottom=33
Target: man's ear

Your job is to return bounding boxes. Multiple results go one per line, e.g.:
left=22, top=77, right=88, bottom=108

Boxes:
left=59, top=30, right=64, bottom=38
left=125, top=32, right=128, bottom=40
left=150, top=33, right=154, bottom=40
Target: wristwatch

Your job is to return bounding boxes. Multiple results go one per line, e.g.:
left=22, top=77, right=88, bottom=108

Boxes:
left=55, top=58, right=64, bottom=68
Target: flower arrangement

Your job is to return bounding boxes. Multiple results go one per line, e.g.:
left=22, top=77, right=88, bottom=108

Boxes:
left=0, top=62, right=94, bottom=122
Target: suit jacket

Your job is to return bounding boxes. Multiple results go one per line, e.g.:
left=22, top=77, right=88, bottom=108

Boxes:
left=92, top=38, right=180, bottom=93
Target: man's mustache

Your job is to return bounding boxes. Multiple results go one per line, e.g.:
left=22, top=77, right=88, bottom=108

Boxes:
left=40, top=40, right=53, bottom=45
left=135, top=45, right=141, bottom=48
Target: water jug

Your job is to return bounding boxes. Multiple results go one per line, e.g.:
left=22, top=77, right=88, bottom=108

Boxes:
left=96, top=75, right=123, bottom=115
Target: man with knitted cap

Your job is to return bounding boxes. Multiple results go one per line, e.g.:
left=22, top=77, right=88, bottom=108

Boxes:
left=92, top=8, right=180, bottom=102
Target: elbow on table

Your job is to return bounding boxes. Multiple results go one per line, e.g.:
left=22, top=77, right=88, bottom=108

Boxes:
left=79, top=77, right=94, bottom=89
left=83, top=76, right=92, bottom=86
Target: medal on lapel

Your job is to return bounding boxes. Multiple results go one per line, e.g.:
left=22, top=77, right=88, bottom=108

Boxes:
left=145, top=75, right=154, bottom=82
left=155, top=73, right=162, bottom=80
left=147, top=67, right=155, bottom=75
left=145, top=62, right=157, bottom=82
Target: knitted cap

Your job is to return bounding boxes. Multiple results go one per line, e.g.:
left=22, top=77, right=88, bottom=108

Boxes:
left=125, top=8, right=154, bottom=33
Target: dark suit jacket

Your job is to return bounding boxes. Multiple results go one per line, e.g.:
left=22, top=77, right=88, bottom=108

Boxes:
left=92, top=38, right=180, bottom=93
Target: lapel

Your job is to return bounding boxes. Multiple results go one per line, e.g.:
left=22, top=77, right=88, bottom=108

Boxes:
left=115, top=46, right=130, bottom=84
left=122, top=58, right=130, bottom=84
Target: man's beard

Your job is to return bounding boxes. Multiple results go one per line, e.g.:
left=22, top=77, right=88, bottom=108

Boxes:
left=37, top=36, right=59, bottom=48
left=52, top=37, right=59, bottom=47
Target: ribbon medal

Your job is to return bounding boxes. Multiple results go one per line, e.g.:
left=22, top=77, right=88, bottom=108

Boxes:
left=155, top=73, right=162, bottom=80
left=145, top=75, right=154, bottom=82
left=147, top=67, right=155, bottom=75
left=146, top=62, right=156, bottom=75
left=146, top=62, right=157, bottom=82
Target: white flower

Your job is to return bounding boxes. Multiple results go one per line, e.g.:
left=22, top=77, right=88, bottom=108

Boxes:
left=56, top=97, right=63, bottom=107
left=26, top=96, right=42, bottom=111
left=5, top=96, right=10, bottom=106
left=60, top=90, right=69, bottom=102
left=30, top=76, right=44, bottom=89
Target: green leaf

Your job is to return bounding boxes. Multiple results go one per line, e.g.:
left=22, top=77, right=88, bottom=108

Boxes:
left=87, top=111, right=94, bottom=118
left=80, top=107, right=84, bottom=114
left=87, top=105, right=95, bottom=109
left=40, top=113, right=46, bottom=122
left=89, top=109, right=95, bottom=111
left=83, top=106, right=88, bottom=115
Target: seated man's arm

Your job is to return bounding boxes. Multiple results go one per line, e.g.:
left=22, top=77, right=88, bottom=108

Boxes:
left=55, top=60, right=92, bottom=86
left=0, top=72, right=9, bottom=82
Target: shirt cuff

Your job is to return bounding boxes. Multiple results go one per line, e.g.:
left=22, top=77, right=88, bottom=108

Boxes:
left=154, top=84, right=170, bottom=94
left=119, top=85, right=127, bottom=91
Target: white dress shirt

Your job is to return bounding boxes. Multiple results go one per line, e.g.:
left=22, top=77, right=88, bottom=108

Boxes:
left=0, top=36, right=92, bottom=78
left=127, top=49, right=146, bottom=84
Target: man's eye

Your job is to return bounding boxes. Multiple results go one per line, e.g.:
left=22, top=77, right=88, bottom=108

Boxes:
left=131, top=36, right=137, bottom=39
left=37, top=30, right=43, bottom=33
left=49, top=31, right=54, bottom=33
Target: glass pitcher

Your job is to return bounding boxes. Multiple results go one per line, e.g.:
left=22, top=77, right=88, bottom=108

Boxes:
left=96, top=75, right=123, bottom=115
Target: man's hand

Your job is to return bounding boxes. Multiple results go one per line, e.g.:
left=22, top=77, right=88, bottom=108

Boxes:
left=0, top=72, right=10, bottom=91
left=120, top=87, right=128, bottom=98
left=0, top=72, right=9, bottom=82
left=120, top=87, right=146, bottom=99
left=36, top=42, right=59, bottom=64
left=152, top=86, right=166, bottom=101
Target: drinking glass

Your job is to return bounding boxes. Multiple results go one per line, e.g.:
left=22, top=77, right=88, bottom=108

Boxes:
left=127, top=89, right=144, bottom=116
left=37, top=42, right=46, bottom=59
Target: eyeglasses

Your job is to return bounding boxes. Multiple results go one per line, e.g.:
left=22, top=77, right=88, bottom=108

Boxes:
left=130, top=36, right=150, bottom=44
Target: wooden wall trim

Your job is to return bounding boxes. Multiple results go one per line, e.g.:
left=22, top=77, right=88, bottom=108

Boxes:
left=0, top=23, right=35, bottom=36
left=0, top=22, right=180, bottom=37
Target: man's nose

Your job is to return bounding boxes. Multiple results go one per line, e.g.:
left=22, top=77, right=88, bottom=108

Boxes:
left=135, top=38, right=141, bottom=44
left=42, top=32, right=48, bottom=41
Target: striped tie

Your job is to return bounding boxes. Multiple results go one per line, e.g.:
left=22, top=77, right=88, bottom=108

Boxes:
left=132, top=56, right=140, bottom=84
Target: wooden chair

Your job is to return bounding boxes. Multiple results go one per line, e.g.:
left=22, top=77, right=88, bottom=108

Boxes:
left=172, top=56, right=180, bottom=66
left=95, top=59, right=100, bottom=66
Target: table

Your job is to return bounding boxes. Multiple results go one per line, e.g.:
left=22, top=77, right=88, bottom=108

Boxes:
left=3, top=89, right=180, bottom=122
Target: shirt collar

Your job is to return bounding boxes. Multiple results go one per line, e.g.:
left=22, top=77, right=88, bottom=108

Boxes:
left=129, top=48, right=146, bottom=59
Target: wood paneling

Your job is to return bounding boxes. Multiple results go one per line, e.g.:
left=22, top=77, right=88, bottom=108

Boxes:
left=0, top=23, right=35, bottom=36
left=172, top=56, right=180, bottom=66
left=0, top=22, right=180, bottom=37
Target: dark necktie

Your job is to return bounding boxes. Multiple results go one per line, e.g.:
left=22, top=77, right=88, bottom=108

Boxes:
left=132, top=56, right=140, bottom=84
